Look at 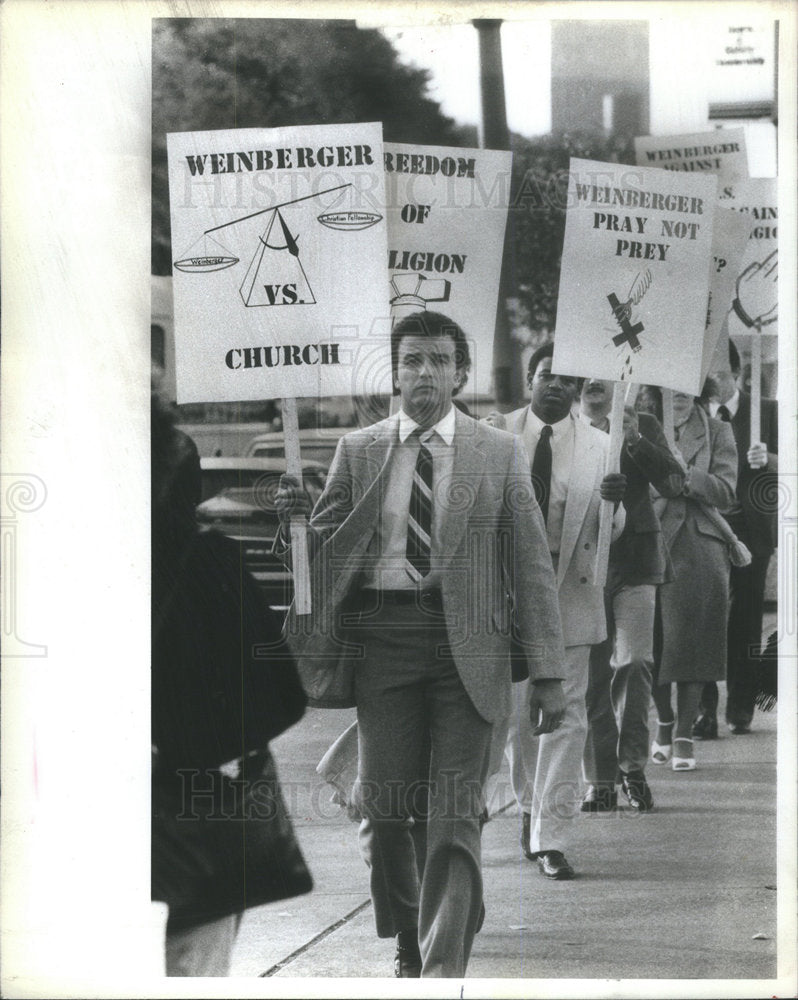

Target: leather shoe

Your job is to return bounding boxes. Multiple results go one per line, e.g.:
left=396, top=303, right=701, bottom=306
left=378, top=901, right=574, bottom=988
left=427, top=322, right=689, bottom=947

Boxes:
left=728, top=721, right=752, bottom=735
left=536, top=850, right=575, bottom=880
left=581, top=784, right=618, bottom=812
left=521, top=811, right=534, bottom=860
left=394, top=931, right=421, bottom=978
left=691, top=713, right=718, bottom=740
left=620, top=769, right=654, bottom=812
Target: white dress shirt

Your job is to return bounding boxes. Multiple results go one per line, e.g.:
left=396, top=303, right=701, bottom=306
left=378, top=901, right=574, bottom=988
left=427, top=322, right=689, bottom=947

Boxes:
left=709, top=388, right=740, bottom=421
left=519, top=408, right=575, bottom=556
left=361, top=406, right=456, bottom=590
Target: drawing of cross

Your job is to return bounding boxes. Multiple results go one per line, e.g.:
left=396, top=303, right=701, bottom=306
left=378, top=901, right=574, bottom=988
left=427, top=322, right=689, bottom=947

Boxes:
left=607, top=292, right=644, bottom=351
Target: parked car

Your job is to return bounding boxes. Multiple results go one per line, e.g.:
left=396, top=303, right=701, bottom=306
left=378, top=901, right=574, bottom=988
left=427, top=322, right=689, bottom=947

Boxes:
left=197, top=457, right=327, bottom=608
left=244, top=426, right=353, bottom=466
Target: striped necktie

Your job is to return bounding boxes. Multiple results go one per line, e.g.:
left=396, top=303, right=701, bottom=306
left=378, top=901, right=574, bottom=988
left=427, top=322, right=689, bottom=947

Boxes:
left=406, top=428, right=433, bottom=580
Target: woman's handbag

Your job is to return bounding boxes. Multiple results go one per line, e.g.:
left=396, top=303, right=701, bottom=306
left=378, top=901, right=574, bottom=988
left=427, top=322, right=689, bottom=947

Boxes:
left=152, top=750, right=312, bottom=932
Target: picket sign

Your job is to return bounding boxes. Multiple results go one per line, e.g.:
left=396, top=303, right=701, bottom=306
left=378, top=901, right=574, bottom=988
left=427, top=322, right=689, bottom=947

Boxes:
left=166, top=122, right=394, bottom=617
left=593, top=382, right=627, bottom=586
left=280, top=398, right=311, bottom=615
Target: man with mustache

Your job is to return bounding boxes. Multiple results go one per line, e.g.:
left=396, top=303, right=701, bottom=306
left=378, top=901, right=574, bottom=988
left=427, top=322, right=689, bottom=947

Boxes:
left=485, top=343, right=626, bottom=880
left=578, top=378, right=685, bottom=813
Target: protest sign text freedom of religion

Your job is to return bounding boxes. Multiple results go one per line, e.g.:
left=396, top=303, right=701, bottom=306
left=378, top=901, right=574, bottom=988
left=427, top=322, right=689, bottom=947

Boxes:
left=384, top=142, right=512, bottom=395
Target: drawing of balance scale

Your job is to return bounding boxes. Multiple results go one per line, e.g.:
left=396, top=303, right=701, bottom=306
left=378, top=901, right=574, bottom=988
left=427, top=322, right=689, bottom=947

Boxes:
left=173, top=183, right=382, bottom=308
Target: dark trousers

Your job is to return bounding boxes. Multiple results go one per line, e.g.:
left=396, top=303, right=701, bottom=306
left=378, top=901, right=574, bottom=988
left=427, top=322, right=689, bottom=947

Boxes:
left=701, top=552, right=771, bottom=725
left=584, top=583, right=655, bottom=784
left=349, top=595, right=492, bottom=978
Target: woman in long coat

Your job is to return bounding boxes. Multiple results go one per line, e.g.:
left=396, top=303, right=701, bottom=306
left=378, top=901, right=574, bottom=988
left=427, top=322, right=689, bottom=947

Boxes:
left=650, top=392, right=737, bottom=771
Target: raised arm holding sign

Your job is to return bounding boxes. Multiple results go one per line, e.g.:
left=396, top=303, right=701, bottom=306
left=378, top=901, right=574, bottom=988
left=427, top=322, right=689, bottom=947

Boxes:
left=167, top=122, right=392, bottom=614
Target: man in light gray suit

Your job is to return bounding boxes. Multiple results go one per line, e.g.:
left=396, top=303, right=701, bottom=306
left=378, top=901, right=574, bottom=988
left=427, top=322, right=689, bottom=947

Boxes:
left=276, top=312, right=566, bottom=978
left=486, top=343, right=626, bottom=880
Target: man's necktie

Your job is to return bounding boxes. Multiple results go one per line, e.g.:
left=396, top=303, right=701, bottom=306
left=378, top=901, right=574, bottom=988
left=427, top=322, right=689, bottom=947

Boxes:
left=531, top=424, right=553, bottom=524
left=406, top=429, right=433, bottom=580
left=717, top=404, right=732, bottom=422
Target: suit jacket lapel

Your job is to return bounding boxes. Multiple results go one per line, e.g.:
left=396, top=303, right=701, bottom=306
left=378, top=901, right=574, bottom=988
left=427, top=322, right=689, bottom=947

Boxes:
left=675, top=406, right=706, bottom=466
left=506, top=407, right=529, bottom=436
left=362, top=417, right=397, bottom=481
left=438, top=408, right=486, bottom=563
left=557, top=418, right=598, bottom=586
left=329, top=419, right=396, bottom=546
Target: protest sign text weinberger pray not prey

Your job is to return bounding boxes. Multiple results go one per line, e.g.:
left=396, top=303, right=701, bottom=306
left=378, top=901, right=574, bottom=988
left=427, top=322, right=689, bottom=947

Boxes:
left=553, top=158, right=718, bottom=396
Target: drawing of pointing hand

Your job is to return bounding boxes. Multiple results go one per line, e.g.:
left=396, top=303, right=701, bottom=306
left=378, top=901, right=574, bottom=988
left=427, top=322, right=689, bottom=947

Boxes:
left=733, top=250, right=778, bottom=329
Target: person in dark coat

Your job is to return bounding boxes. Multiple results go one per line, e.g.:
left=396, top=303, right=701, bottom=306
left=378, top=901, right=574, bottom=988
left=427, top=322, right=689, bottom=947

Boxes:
left=650, top=392, right=738, bottom=771
left=694, top=339, right=779, bottom=736
left=151, top=391, right=309, bottom=976
left=579, top=380, right=685, bottom=812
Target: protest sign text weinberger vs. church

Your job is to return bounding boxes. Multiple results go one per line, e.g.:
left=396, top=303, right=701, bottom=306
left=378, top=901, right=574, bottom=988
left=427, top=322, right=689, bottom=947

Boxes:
left=167, top=123, right=391, bottom=405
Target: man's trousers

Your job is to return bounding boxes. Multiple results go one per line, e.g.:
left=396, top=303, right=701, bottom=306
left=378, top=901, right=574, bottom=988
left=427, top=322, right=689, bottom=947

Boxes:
left=583, top=583, right=656, bottom=783
left=350, top=596, right=492, bottom=978
left=701, top=553, right=771, bottom=726
left=505, top=644, right=590, bottom=855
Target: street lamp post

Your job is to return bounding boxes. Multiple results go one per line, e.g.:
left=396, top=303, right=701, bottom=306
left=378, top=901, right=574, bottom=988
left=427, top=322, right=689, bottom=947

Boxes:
left=473, top=19, right=523, bottom=406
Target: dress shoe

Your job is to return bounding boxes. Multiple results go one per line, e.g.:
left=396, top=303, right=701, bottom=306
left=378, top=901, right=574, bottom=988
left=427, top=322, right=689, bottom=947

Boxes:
left=620, top=769, right=654, bottom=812
left=691, top=712, right=718, bottom=740
left=672, top=739, right=696, bottom=771
left=521, top=811, right=534, bottom=860
left=651, top=719, right=673, bottom=764
left=536, top=850, right=575, bottom=880
left=727, top=716, right=752, bottom=734
left=650, top=739, right=672, bottom=765
left=580, top=784, right=618, bottom=812
left=394, top=930, right=421, bottom=978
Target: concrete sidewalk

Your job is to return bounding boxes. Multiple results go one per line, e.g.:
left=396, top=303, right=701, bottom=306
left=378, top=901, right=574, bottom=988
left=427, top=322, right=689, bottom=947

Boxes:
left=230, top=694, right=779, bottom=985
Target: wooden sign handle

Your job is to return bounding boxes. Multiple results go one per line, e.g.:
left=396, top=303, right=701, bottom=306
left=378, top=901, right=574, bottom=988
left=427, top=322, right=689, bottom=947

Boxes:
left=593, top=382, right=626, bottom=586
left=749, top=331, right=762, bottom=447
left=281, top=397, right=311, bottom=616
left=661, top=389, right=675, bottom=451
